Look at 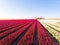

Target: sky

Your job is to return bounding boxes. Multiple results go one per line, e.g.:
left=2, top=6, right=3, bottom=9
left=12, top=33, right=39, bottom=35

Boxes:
left=0, top=0, right=60, bottom=19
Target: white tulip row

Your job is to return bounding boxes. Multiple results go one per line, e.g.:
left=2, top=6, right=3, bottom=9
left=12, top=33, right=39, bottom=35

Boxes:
left=42, top=22, right=60, bottom=32
left=38, top=20, right=60, bottom=28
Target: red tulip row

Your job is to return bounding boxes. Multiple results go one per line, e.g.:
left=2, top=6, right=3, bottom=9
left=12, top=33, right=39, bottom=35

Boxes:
left=0, top=22, right=28, bottom=39
left=0, top=19, right=35, bottom=45
left=0, top=19, right=57, bottom=45
left=37, top=21, right=56, bottom=45
left=0, top=20, right=33, bottom=31
left=0, top=20, right=20, bottom=30
left=16, top=21, right=36, bottom=45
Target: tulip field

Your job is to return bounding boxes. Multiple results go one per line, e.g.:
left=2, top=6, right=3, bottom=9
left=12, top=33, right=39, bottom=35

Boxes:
left=38, top=19, right=60, bottom=45
left=0, top=19, right=59, bottom=45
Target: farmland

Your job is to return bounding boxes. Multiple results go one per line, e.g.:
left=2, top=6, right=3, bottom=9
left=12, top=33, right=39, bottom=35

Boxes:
left=38, top=19, right=60, bottom=45
left=0, top=19, right=59, bottom=45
